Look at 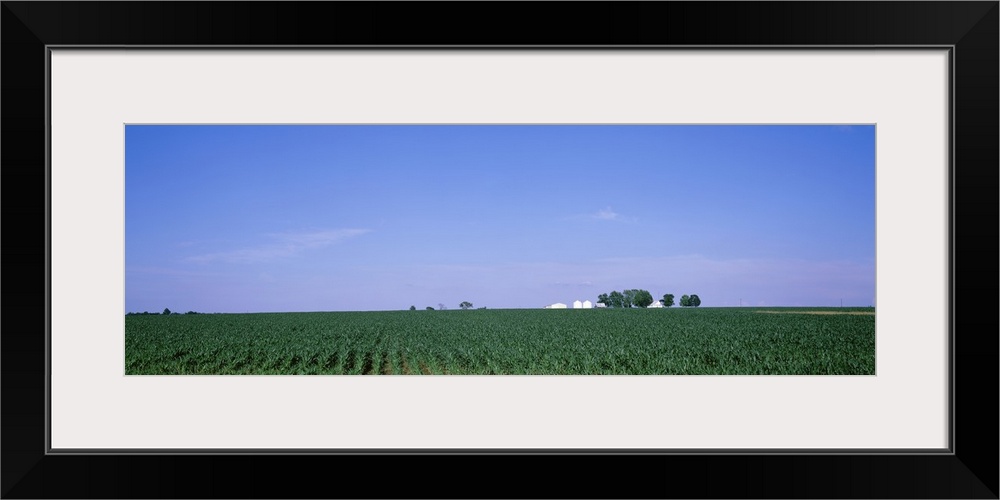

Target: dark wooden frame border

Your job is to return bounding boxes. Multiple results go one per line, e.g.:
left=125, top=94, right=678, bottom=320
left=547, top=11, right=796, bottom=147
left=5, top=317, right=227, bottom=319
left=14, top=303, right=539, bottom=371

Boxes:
left=3, top=2, right=996, bottom=498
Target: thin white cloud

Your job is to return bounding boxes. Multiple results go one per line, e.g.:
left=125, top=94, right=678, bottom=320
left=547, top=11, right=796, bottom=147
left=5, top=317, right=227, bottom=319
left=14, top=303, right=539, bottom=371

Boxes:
left=592, top=206, right=638, bottom=223
left=267, top=229, right=371, bottom=247
left=185, top=228, right=370, bottom=264
left=594, top=207, right=620, bottom=221
left=561, top=206, right=638, bottom=223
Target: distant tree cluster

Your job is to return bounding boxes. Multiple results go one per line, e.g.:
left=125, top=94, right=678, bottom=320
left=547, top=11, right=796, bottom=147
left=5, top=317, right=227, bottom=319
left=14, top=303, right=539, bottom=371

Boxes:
left=679, top=294, right=701, bottom=307
left=415, top=302, right=479, bottom=311
left=413, top=302, right=481, bottom=311
left=597, top=289, right=654, bottom=308
left=596, top=291, right=702, bottom=308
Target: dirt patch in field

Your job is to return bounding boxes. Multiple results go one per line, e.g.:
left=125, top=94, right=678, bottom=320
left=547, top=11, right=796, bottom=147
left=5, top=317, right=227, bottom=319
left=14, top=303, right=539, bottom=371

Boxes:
left=418, top=361, right=432, bottom=375
left=324, top=353, right=339, bottom=371
left=360, top=352, right=375, bottom=375
left=400, top=353, right=413, bottom=375
left=755, top=310, right=875, bottom=316
left=380, top=351, right=393, bottom=375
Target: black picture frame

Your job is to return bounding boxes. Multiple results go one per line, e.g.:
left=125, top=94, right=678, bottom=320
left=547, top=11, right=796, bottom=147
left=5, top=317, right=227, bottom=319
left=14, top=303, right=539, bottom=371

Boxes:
left=3, top=2, right=997, bottom=498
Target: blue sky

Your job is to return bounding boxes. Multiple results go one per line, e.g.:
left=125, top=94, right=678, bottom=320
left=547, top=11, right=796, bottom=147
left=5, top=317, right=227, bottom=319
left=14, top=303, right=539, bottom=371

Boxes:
left=125, top=125, right=875, bottom=312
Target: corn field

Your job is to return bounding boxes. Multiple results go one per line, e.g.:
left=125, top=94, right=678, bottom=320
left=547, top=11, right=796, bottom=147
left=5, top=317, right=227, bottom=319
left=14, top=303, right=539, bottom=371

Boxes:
left=124, top=307, right=875, bottom=375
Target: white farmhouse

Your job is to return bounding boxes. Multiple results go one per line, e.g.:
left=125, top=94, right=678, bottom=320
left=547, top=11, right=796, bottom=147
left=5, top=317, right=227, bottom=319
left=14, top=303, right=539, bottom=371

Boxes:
left=545, top=302, right=568, bottom=309
left=647, top=300, right=663, bottom=308
left=572, top=300, right=583, bottom=309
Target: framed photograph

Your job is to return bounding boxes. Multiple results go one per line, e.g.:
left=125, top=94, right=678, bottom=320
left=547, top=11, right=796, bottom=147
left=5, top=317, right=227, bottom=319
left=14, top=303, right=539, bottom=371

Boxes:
left=3, top=2, right=996, bottom=498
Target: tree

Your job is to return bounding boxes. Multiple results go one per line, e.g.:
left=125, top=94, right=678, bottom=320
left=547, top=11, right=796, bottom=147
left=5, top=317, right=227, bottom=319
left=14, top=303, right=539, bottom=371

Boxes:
left=409, top=305, right=416, bottom=311
left=690, top=294, right=701, bottom=307
left=608, top=291, right=625, bottom=308
left=633, top=289, right=654, bottom=308
left=622, top=289, right=636, bottom=308
left=680, top=295, right=691, bottom=307
left=460, top=301, right=473, bottom=310
left=661, top=294, right=675, bottom=307
left=162, top=308, right=171, bottom=315
left=426, top=306, right=435, bottom=310
left=600, top=289, right=656, bottom=308
left=438, top=303, right=447, bottom=310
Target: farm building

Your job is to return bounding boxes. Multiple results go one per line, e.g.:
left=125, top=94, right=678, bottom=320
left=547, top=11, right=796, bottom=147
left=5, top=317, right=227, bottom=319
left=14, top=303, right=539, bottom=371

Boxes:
left=572, top=300, right=583, bottom=309
left=647, top=301, right=663, bottom=308
left=582, top=300, right=593, bottom=308
left=545, top=302, right=567, bottom=309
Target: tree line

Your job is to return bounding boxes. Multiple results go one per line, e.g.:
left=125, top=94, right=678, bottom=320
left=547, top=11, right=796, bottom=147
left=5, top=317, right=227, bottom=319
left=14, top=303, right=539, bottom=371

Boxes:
left=597, top=290, right=701, bottom=308
left=126, top=308, right=202, bottom=316
left=410, top=302, right=484, bottom=311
